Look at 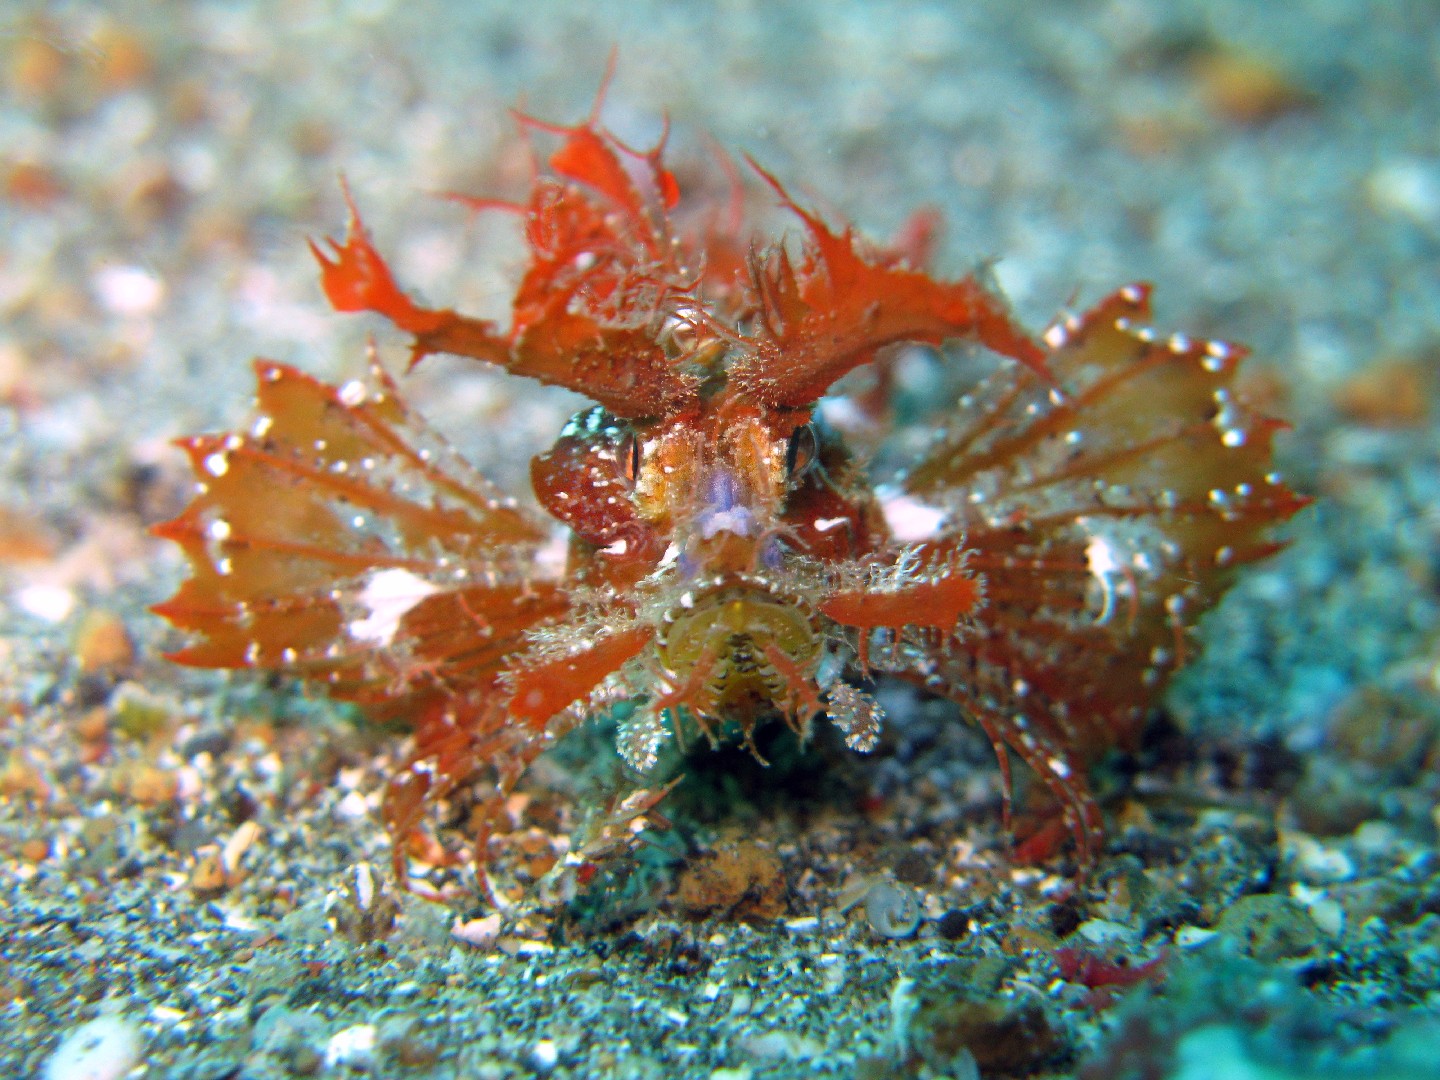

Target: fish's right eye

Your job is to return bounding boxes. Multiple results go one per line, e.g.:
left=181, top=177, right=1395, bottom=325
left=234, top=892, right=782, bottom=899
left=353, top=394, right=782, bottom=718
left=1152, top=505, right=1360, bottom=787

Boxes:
left=785, top=422, right=819, bottom=481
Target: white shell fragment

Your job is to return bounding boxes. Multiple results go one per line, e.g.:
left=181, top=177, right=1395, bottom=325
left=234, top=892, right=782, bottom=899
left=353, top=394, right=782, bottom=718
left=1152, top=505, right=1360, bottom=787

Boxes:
left=42, top=1014, right=142, bottom=1080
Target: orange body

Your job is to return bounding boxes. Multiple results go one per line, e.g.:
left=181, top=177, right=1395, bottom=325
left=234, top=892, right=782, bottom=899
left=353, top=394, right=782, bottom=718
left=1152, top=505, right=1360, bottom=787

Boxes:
left=152, top=83, right=1306, bottom=901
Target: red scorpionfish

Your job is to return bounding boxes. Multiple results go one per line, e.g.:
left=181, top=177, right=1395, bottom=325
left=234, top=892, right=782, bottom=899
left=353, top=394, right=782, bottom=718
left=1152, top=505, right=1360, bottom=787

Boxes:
left=153, top=88, right=1306, bottom=903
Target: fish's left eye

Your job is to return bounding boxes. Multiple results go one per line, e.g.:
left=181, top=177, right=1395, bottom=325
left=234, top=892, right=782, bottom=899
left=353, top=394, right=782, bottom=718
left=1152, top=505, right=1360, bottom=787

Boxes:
left=785, top=422, right=819, bottom=481
left=619, top=431, right=642, bottom=484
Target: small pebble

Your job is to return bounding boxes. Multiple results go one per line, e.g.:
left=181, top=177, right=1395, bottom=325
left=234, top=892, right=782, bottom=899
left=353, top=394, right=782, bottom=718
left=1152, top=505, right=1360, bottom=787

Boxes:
left=16, top=583, right=76, bottom=623
left=864, top=881, right=921, bottom=939
left=1174, top=925, right=1219, bottom=949
left=530, top=1038, right=559, bottom=1071
left=1075, top=918, right=1137, bottom=947
left=93, top=265, right=164, bottom=317
left=937, top=910, right=970, bottom=940
left=451, top=913, right=503, bottom=949
left=740, top=1030, right=824, bottom=1061
left=42, top=1015, right=142, bottom=1080
left=1284, top=832, right=1356, bottom=883
left=73, top=610, right=134, bottom=672
left=1368, top=159, right=1440, bottom=224
left=324, top=1023, right=376, bottom=1070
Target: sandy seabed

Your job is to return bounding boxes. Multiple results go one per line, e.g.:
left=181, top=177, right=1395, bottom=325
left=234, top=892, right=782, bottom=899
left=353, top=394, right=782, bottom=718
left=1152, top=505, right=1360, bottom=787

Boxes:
left=3, top=2, right=1439, bottom=1077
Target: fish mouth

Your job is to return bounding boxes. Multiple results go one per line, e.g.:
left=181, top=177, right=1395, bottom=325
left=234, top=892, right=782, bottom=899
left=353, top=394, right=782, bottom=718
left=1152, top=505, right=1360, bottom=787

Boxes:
left=657, top=577, right=821, bottom=709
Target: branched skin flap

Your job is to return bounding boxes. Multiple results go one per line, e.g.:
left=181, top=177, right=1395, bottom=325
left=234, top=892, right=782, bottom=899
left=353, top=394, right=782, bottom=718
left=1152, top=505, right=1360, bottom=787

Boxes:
left=153, top=86, right=1307, bottom=901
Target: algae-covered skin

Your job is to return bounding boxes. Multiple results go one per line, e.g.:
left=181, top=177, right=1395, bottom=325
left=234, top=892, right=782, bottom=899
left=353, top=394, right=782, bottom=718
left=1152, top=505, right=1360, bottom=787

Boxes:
left=2, top=2, right=1440, bottom=1078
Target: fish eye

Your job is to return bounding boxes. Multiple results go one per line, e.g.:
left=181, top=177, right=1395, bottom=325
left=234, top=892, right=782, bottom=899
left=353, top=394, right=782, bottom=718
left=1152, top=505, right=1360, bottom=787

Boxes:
left=785, top=422, right=819, bottom=480
left=619, top=431, right=642, bottom=483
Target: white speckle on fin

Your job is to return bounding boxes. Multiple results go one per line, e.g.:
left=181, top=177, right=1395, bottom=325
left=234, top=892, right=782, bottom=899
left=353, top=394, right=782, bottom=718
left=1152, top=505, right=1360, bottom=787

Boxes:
left=347, top=568, right=441, bottom=646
